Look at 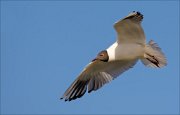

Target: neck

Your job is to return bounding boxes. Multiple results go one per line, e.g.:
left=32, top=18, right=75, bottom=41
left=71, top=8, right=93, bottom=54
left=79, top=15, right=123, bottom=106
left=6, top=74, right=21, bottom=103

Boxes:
left=106, top=42, right=118, bottom=61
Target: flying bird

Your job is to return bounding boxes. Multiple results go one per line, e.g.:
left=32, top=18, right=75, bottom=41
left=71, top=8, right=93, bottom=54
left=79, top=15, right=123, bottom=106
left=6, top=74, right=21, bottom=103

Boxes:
left=60, top=11, right=167, bottom=101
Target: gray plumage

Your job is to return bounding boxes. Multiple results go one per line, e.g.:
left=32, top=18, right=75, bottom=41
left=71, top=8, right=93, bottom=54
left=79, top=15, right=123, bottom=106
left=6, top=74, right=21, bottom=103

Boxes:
left=60, top=11, right=167, bottom=101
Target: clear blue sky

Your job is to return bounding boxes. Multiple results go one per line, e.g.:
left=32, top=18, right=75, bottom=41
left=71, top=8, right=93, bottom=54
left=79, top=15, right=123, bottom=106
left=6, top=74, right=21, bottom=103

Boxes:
left=1, top=1, right=179, bottom=114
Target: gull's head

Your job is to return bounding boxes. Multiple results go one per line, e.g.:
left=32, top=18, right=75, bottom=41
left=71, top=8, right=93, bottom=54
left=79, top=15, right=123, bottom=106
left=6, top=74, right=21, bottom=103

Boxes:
left=92, top=50, right=109, bottom=62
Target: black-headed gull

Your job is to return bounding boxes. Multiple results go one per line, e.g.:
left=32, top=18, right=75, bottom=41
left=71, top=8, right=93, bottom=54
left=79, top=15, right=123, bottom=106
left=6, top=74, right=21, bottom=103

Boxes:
left=61, top=11, right=167, bottom=101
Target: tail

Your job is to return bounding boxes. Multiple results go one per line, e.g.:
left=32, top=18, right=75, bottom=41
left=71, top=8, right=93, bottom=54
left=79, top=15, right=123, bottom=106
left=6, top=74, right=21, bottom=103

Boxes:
left=141, top=40, right=167, bottom=68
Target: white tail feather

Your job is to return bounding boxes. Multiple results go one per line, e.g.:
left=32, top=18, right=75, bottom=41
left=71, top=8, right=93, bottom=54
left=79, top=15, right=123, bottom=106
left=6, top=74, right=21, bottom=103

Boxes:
left=141, top=40, right=167, bottom=68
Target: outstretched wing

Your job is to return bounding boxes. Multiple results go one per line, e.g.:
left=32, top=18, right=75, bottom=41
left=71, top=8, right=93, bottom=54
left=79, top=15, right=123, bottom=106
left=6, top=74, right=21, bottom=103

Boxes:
left=60, top=59, right=137, bottom=101
left=114, top=11, right=145, bottom=44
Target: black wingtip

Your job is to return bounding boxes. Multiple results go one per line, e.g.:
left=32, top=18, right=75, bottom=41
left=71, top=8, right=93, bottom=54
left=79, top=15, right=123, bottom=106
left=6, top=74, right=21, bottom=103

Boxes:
left=131, top=11, right=142, bottom=16
left=130, top=11, right=143, bottom=21
left=137, top=11, right=141, bottom=15
left=88, top=89, right=93, bottom=93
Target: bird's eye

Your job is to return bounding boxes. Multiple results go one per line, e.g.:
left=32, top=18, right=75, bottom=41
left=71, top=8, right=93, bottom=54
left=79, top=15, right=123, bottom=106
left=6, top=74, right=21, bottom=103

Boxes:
left=100, top=54, right=104, bottom=56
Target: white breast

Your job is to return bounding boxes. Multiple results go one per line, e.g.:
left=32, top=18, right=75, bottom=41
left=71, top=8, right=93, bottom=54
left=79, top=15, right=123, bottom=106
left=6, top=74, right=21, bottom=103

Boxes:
left=107, top=42, right=145, bottom=61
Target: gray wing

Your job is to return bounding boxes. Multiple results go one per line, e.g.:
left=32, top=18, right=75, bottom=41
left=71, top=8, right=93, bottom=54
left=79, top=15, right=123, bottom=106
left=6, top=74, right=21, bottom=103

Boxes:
left=60, top=59, right=137, bottom=101
left=114, top=11, right=146, bottom=44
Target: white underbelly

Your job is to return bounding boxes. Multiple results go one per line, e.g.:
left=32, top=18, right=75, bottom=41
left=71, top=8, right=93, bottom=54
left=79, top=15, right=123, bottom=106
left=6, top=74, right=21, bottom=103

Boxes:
left=107, top=42, right=145, bottom=61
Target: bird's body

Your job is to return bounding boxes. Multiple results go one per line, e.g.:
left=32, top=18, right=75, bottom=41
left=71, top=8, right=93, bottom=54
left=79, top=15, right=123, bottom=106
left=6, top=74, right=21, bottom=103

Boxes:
left=107, top=42, right=145, bottom=61
left=61, top=11, right=167, bottom=101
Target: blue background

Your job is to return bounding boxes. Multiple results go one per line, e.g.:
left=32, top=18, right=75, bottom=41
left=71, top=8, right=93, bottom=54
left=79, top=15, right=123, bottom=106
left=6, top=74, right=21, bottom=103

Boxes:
left=1, top=1, right=179, bottom=114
